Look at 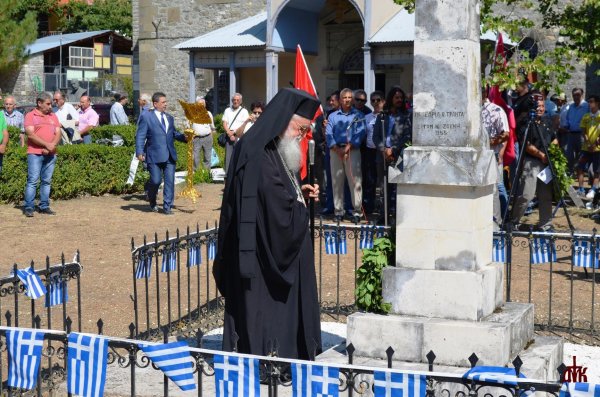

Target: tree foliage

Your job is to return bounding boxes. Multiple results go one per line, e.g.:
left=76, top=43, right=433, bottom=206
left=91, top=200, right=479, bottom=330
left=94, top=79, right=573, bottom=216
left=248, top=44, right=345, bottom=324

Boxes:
left=393, top=0, right=600, bottom=93
left=0, top=0, right=55, bottom=69
left=61, top=0, right=132, bottom=38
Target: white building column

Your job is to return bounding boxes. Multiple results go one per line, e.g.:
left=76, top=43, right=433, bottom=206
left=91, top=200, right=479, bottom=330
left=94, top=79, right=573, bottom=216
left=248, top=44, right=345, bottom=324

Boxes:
left=265, top=50, right=279, bottom=102
left=188, top=52, right=196, bottom=102
left=213, top=69, right=220, bottom=114
left=363, top=45, right=375, bottom=95
left=228, top=52, right=237, bottom=101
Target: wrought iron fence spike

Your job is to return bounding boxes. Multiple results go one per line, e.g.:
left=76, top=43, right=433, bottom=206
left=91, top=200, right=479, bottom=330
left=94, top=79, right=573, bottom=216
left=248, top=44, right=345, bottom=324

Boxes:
left=468, top=353, right=478, bottom=367
left=66, top=317, right=72, bottom=333
left=97, top=318, right=104, bottom=334
left=129, top=323, right=136, bottom=338
left=34, top=315, right=41, bottom=329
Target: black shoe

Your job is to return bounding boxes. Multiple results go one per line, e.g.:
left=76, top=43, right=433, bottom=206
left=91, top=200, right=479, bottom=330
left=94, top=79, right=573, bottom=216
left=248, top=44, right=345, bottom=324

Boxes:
left=334, top=215, right=343, bottom=223
left=38, top=208, right=56, bottom=215
left=150, top=205, right=159, bottom=213
left=163, top=209, right=174, bottom=215
left=24, top=209, right=34, bottom=218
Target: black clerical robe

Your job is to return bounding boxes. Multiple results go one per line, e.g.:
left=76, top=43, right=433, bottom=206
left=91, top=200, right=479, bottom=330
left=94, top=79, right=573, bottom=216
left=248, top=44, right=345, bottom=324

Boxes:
left=214, top=141, right=322, bottom=360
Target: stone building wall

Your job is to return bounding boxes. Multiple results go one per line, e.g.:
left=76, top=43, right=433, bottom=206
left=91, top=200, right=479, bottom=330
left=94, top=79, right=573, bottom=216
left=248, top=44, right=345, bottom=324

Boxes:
left=132, top=0, right=267, bottom=122
left=0, top=54, right=45, bottom=104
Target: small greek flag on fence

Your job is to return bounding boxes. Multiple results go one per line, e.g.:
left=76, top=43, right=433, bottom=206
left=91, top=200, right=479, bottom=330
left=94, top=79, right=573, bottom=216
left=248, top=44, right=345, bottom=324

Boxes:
left=292, top=363, right=339, bottom=397
left=359, top=226, right=384, bottom=250
left=208, top=239, right=216, bottom=261
left=161, top=244, right=177, bottom=273
left=135, top=251, right=153, bottom=279
left=560, top=383, right=600, bottom=397
left=15, top=267, right=46, bottom=299
left=45, top=271, right=67, bottom=307
left=325, top=229, right=347, bottom=255
left=492, top=236, right=507, bottom=262
left=139, top=341, right=196, bottom=391
left=572, top=239, right=599, bottom=268
left=338, top=228, right=347, bottom=254
left=530, top=237, right=556, bottom=264
left=6, top=329, right=45, bottom=390
left=373, top=371, right=426, bottom=397
left=188, top=242, right=201, bottom=267
left=67, top=333, right=108, bottom=397
left=462, top=366, right=527, bottom=386
left=214, top=354, right=260, bottom=397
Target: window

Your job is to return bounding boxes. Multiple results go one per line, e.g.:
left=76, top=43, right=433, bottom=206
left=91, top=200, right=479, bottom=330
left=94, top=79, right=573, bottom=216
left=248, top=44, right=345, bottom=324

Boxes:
left=69, top=46, right=94, bottom=68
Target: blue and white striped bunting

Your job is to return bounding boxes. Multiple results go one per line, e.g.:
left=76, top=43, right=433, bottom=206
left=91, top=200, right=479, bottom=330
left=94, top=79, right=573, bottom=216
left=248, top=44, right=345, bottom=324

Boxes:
left=188, top=242, right=201, bottom=267
left=530, top=237, right=556, bottom=264
left=324, top=228, right=348, bottom=255
left=560, top=383, right=600, bottom=397
left=45, top=271, right=67, bottom=307
left=161, top=244, right=177, bottom=273
left=373, top=371, right=426, bottom=397
left=135, top=251, right=153, bottom=279
left=359, top=226, right=385, bottom=250
left=492, top=235, right=507, bottom=262
left=463, top=366, right=527, bottom=386
left=572, top=239, right=599, bottom=268
left=139, top=341, right=196, bottom=391
left=208, top=239, right=216, bottom=261
left=292, top=363, right=339, bottom=397
left=67, top=333, right=108, bottom=397
left=214, top=354, right=259, bottom=397
left=15, top=267, right=46, bottom=299
left=6, top=328, right=45, bottom=390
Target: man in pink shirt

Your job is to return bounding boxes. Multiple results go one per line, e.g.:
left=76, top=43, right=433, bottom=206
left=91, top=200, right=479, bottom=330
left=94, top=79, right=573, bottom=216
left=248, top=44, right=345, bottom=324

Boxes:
left=23, top=92, right=62, bottom=217
left=78, top=95, right=99, bottom=144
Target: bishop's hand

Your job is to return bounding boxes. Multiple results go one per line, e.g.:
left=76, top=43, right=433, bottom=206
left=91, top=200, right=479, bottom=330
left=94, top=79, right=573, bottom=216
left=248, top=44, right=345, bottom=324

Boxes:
left=302, top=184, right=319, bottom=201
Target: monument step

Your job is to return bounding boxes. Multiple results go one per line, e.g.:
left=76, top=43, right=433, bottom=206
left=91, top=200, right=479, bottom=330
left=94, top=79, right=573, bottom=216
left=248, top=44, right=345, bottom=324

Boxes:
left=347, top=302, right=534, bottom=367
left=317, top=336, right=563, bottom=397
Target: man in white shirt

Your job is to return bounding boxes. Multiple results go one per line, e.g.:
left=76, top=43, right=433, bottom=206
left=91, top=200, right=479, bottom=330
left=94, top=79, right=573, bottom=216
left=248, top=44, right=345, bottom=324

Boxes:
left=53, top=91, right=80, bottom=144
left=221, top=93, right=249, bottom=171
left=110, top=93, right=129, bottom=125
left=191, top=96, right=215, bottom=171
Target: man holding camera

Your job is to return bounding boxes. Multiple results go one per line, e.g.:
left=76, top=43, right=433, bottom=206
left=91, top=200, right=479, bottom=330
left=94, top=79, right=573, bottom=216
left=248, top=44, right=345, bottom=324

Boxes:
left=509, top=96, right=558, bottom=231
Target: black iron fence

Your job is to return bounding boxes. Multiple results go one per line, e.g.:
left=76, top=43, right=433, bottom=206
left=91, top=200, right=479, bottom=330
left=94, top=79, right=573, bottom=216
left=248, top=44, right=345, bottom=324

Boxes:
left=0, top=253, right=83, bottom=332
left=130, top=221, right=392, bottom=339
left=497, top=229, right=600, bottom=335
left=0, top=324, right=566, bottom=397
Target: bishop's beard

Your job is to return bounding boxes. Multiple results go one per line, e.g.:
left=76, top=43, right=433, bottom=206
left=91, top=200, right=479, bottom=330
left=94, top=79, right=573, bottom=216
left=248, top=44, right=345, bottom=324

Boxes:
left=277, top=134, right=302, bottom=174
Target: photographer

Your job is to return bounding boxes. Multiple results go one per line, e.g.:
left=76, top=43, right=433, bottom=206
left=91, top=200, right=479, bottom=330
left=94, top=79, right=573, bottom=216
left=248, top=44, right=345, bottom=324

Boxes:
left=509, top=96, right=558, bottom=231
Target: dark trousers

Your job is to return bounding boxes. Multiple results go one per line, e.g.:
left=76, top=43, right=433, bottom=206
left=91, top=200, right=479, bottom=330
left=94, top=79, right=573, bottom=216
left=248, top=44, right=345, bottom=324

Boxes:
left=361, top=146, right=378, bottom=214
left=147, top=160, right=176, bottom=211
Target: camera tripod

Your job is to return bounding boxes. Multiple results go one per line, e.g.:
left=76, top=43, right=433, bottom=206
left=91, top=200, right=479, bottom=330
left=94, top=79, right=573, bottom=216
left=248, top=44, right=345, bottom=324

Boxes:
left=501, top=111, right=575, bottom=232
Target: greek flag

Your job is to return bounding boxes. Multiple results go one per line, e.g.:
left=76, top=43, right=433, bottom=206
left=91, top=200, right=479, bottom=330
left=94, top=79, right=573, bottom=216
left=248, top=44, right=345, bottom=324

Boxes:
left=360, top=226, right=375, bottom=249
left=188, top=243, right=201, bottom=267
left=6, top=329, right=45, bottom=390
left=67, top=333, right=108, bottom=397
left=373, top=371, right=426, bottom=397
left=463, top=366, right=527, bottom=386
left=45, top=271, right=67, bottom=307
left=530, top=237, right=556, bottom=264
left=214, top=354, right=259, bottom=397
left=135, top=251, right=153, bottom=279
left=161, top=244, right=177, bottom=273
left=15, top=267, right=46, bottom=299
left=325, top=230, right=338, bottom=255
left=338, top=228, right=347, bottom=254
left=560, top=383, right=600, bottom=397
left=139, top=341, right=196, bottom=391
left=292, top=363, right=339, bottom=397
left=208, top=239, right=216, bottom=261
left=572, top=240, right=598, bottom=268
left=492, top=235, right=506, bottom=262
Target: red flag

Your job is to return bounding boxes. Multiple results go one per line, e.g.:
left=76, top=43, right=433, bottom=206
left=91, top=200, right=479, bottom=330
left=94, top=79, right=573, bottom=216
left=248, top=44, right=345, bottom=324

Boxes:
left=294, top=44, right=324, bottom=180
left=488, top=34, right=516, bottom=166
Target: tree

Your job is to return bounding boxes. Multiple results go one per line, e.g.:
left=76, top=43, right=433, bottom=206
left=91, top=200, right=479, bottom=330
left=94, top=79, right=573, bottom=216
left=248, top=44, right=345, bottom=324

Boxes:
left=60, top=0, right=132, bottom=38
left=0, top=0, right=57, bottom=69
left=393, top=0, right=600, bottom=93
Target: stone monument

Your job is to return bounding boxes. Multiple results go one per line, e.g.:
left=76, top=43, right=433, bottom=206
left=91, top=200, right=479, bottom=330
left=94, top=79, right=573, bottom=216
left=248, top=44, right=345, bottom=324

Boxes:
left=345, top=0, right=562, bottom=378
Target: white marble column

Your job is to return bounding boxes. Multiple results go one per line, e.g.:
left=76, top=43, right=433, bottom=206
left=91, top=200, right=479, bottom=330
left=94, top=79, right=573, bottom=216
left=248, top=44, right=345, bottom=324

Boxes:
left=188, top=52, right=196, bottom=102
left=228, top=52, right=237, bottom=101
left=265, top=50, right=279, bottom=102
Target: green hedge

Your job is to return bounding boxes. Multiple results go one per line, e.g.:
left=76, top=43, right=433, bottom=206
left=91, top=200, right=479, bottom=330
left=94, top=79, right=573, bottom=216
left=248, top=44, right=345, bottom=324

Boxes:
left=0, top=124, right=222, bottom=204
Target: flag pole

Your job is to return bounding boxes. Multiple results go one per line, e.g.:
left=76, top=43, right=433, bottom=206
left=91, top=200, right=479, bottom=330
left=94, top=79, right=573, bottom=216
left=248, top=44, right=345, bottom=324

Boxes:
left=308, top=140, right=316, bottom=247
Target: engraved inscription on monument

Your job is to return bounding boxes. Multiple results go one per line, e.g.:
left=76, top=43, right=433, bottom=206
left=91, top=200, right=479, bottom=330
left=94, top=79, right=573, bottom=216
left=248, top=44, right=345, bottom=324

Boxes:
left=415, top=110, right=467, bottom=143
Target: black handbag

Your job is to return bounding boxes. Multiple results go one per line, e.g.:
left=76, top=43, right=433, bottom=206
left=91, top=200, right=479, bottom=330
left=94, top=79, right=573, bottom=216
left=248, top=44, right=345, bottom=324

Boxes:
left=217, top=132, right=228, bottom=147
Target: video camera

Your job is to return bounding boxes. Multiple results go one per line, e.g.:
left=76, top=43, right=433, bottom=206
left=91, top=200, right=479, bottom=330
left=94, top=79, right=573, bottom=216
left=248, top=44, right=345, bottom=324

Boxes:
left=525, top=93, right=544, bottom=111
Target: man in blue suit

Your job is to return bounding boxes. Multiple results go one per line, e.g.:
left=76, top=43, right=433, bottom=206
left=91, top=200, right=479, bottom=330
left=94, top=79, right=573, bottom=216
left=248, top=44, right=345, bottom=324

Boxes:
left=135, top=92, right=187, bottom=214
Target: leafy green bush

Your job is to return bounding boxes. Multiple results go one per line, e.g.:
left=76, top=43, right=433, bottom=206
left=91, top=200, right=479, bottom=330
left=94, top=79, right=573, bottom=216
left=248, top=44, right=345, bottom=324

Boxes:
left=548, top=143, right=574, bottom=200
left=355, top=236, right=394, bottom=314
